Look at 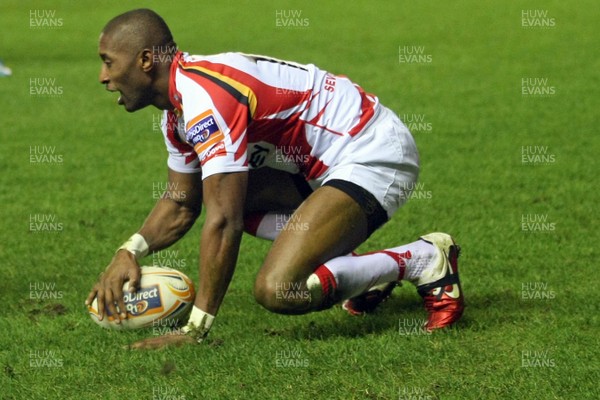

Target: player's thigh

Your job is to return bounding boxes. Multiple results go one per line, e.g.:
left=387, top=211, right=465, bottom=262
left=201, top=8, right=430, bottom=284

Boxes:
left=255, top=185, right=369, bottom=287
left=245, top=167, right=310, bottom=213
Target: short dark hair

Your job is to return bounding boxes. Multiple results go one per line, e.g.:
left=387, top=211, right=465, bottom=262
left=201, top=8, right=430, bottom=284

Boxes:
left=102, top=9, right=176, bottom=52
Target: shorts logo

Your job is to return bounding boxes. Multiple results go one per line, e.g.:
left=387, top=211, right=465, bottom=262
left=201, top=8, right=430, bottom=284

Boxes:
left=186, top=110, right=224, bottom=155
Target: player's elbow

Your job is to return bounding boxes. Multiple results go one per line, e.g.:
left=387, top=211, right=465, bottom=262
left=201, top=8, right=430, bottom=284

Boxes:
left=204, top=211, right=245, bottom=239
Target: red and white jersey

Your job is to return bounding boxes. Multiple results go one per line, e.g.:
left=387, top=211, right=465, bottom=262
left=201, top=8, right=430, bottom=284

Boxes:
left=162, top=51, right=379, bottom=181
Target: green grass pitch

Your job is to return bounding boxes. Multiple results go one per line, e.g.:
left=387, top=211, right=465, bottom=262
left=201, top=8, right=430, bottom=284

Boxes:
left=1, top=0, right=598, bottom=399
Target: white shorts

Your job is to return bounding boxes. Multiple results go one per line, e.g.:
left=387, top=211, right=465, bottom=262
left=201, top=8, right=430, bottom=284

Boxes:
left=311, top=105, right=420, bottom=219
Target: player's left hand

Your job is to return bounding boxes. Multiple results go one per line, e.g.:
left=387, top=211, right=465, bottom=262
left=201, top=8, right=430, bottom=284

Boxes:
left=128, top=330, right=196, bottom=350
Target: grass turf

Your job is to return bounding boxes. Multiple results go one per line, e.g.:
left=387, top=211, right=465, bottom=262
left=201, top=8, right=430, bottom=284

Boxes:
left=0, top=0, right=598, bottom=399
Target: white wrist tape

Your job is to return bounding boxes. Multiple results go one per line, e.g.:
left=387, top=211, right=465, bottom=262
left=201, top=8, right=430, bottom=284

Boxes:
left=117, top=233, right=149, bottom=260
left=181, top=306, right=215, bottom=343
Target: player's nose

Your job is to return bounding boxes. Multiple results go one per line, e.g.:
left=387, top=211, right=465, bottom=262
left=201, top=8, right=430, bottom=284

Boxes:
left=98, top=64, right=109, bottom=85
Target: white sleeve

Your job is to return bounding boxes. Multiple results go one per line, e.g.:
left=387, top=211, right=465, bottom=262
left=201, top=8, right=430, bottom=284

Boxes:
left=161, top=110, right=201, bottom=174
left=178, top=74, right=249, bottom=180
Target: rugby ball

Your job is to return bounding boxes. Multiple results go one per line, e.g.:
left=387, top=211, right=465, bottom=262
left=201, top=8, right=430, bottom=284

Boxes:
left=88, top=266, right=195, bottom=330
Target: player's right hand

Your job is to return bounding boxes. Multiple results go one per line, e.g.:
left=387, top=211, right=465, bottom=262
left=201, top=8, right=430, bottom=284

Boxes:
left=85, top=250, right=141, bottom=324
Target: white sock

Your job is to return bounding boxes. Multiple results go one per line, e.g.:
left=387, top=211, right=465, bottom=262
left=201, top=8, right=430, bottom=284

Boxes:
left=244, top=212, right=290, bottom=241
left=308, top=239, right=436, bottom=305
left=319, top=252, right=402, bottom=301
left=386, top=239, right=436, bottom=283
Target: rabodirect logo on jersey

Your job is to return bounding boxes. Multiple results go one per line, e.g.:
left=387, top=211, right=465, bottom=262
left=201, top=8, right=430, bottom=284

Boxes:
left=187, top=111, right=220, bottom=146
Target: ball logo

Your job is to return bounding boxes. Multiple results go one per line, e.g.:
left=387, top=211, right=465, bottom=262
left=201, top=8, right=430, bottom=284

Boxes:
left=128, top=300, right=148, bottom=316
left=122, top=285, right=162, bottom=316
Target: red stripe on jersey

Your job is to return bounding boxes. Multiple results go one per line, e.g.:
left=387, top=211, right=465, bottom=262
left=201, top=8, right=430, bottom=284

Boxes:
left=166, top=111, right=197, bottom=165
left=178, top=67, right=249, bottom=164
left=303, top=98, right=345, bottom=136
left=183, top=59, right=313, bottom=119
left=249, top=116, right=305, bottom=145
left=233, top=131, right=247, bottom=162
left=179, top=59, right=313, bottom=147
left=347, top=85, right=377, bottom=136
left=169, top=52, right=184, bottom=111
left=304, top=157, right=329, bottom=180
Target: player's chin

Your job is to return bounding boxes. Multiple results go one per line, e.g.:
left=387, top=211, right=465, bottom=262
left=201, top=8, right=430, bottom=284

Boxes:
left=122, top=99, right=147, bottom=113
left=122, top=95, right=152, bottom=113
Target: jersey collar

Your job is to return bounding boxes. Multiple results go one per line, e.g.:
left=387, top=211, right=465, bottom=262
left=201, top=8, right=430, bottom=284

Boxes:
left=169, top=51, right=184, bottom=115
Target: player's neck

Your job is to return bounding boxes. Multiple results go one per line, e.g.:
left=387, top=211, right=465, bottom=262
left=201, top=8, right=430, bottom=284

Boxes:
left=150, top=64, right=173, bottom=110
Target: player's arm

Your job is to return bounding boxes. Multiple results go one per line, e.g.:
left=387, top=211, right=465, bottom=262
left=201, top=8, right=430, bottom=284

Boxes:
left=85, top=168, right=203, bottom=322
left=129, top=170, right=248, bottom=349
left=195, top=170, right=247, bottom=315
left=138, top=168, right=203, bottom=251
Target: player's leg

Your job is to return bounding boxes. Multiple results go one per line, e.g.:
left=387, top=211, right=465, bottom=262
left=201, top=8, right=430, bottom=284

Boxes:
left=243, top=168, right=312, bottom=240
left=245, top=167, right=311, bottom=214
left=253, top=106, right=464, bottom=329
left=252, top=180, right=463, bottom=328
left=253, top=105, right=414, bottom=314
left=253, top=182, right=375, bottom=314
left=342, top=232, right=464, bottom=330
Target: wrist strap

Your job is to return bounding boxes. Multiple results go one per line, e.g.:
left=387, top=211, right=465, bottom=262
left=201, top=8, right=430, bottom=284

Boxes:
left=117, top=233, right=149, bottom=260
left=181, top=306, right=215, bottom=343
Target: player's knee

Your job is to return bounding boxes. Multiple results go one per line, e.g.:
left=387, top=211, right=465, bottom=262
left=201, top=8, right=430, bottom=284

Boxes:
left=253, top=274, right=311, bottom=314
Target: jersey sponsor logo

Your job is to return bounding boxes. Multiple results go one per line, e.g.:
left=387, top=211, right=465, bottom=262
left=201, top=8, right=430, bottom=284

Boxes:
left=201, top=141, right=227, bottom=165
left=249, top=144, right=270, bottom=168
left=186, top=110, right=224, bottom=155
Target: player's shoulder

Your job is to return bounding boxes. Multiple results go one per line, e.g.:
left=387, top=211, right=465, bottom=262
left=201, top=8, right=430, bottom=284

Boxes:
left=179, top=51, right=254, bottom=67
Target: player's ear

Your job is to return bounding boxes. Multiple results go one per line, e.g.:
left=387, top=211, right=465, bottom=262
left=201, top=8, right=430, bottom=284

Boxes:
left=140, top=48, right=154, bottom=72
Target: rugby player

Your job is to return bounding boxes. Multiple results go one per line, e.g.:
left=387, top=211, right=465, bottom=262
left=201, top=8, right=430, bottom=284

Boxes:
left=85, top=9, right=464, bottom=349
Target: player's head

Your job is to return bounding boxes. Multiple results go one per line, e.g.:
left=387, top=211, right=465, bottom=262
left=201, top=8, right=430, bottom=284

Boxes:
left=98, top=9, right=177, bottom=112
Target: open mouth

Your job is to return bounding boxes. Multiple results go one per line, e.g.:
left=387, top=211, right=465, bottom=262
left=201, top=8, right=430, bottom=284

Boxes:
left=106, top=86, right=124, bottom=105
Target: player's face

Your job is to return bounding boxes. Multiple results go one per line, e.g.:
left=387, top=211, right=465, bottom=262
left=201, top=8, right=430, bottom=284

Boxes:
left=98, top=33, right=153, bottom=112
